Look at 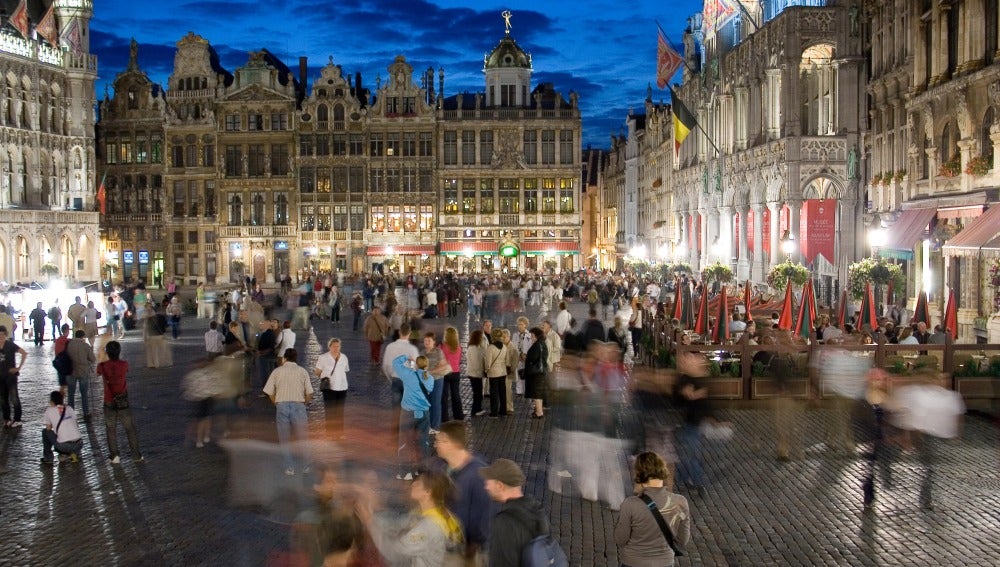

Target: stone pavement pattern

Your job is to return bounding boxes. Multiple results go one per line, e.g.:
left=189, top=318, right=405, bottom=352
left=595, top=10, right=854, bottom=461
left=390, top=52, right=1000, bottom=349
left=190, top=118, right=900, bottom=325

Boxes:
left=0, top=296, right=998, bottom=566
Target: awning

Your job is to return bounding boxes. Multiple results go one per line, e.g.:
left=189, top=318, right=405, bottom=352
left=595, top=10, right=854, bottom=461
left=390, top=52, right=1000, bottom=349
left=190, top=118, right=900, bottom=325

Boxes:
left=937, top=205, right=984, bottom=220
left=982, top=235, right=1000, bottom=259
left=942, top=206, right=1000, bottom=257
left=882, top=208, right=936, bottom=260
left=366, top=245, right=435, bottom=255
left=439, top=242, right=496, bottom=256
left=521, top=241, right=580, bottom=254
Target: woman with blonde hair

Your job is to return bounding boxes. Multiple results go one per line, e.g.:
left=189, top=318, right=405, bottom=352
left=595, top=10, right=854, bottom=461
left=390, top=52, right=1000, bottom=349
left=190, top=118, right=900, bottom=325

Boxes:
left=465, top=329, right=487, bottom=416
left=440, top=326, right=464, bottom=422
left=485, top=329, right=508, bottom=418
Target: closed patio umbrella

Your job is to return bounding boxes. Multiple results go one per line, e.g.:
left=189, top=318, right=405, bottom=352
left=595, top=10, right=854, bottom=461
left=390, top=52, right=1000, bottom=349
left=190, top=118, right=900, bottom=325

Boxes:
left=711, top=286, right=731, bottom=344
left=681, top=283, right=695, bottom=329
left=693, top=286, right=711, bottom=336
left=794, top=278, right=818, bottom=341
left=777, top=282, right=795, bottom=331
left=912, top=290, right=930, bottom=325
left=943, top=287, right=958, bottom=340
left=836, top=289, right=848, bottom=329
left=856, top=281, right=878, bottom=331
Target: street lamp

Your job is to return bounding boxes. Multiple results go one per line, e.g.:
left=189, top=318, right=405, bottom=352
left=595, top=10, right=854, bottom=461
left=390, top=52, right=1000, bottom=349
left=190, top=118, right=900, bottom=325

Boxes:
left=675, top=243, right=688, bottom=264
left=780, top=230, right=796, bottom=262
left=868, top=215, right=886, bottom=259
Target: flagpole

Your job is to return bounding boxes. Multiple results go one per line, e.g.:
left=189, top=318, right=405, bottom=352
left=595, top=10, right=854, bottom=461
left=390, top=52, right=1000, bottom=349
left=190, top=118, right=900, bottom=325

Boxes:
left=656, top=21, right=697, bottom=75
left=732, top=0, right=760, bottom=33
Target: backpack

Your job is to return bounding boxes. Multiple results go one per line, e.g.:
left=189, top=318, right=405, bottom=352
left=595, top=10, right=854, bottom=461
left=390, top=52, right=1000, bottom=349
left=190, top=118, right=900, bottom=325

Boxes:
left=507, top=507, right=568, bottom=567
left=53, top=350, right=73, bottom=376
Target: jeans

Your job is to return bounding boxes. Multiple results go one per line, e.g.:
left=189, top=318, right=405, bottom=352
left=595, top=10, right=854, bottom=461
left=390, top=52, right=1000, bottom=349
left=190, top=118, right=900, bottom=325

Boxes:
left=33, top=325, right=45, bottom=345
left=42, top=429, right=83, bottom=461
left=441, top=372, right=464, bottom=422
left=275, top=401, right=309, bottom=470
left=0, top=379, right=22, bottom=422
left=67, top=375, right=90, bottom=417
left=105, top=406, right=142, bottom=459
left=169, top=317, right=181, bottom=339
left=51, top=321, right=61, bottom=340
left=398, top=410, right=430, bottom=476
left=429, top=378, right=444, bottom=429
left=677, top=422, right=704, bottom=487
left=488, top=377, right=507, bottom=416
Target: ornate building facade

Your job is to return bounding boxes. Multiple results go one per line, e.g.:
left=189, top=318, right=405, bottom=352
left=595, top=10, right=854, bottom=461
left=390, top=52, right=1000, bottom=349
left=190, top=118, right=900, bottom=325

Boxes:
left=0, top=0, right=99, bottom=284
left=867, top=0, right=1000, bottom=341
left=99, top=25, right=582, bottom=283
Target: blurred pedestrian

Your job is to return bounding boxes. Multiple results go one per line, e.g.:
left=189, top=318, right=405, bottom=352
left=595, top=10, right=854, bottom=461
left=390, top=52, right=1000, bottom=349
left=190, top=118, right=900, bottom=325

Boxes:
left=82, top=300, right=100, bottom=347
left=315, top=338, right=350, bottom=437
left=204, top=320, right=225, bottom=359
left=614, top=452, right=691, bottom=566
left=96, top=340, right=144, bottom=464
left=433, top=421, right=493, bottom=564
left=392, top=353, right=435, bottom=480
left=47, top=301, right=62, bottom=341
left=166, top=297, right=183, bottom=339
left=465, top=330, right=487, bottom=417
left=674, top=352, right=711, bottom=495
left=485, top=330, right=509, bottom=418
left=29, top=302, right=46, bottom=345
left=523, top=327, right=548, bottom=419
left=363, top=306, right=390, bottom=364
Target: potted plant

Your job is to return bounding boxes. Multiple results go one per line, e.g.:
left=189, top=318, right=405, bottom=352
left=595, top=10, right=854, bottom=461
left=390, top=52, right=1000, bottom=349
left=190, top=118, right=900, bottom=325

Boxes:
left=893, top=169, right=906, bottom=183
left=766, top=260, right=810, bottom=290
left=881, top=173, right=892, bottom=186
left=702, top=261, right=734, bottom=283
left=965, top=154, right=992, bottom=177
left=871, top=172, right=882, bottom=186
left=847, top=257, right=905, bottom=300
left=939, top=154, right=962, bottom=177
left=39, top=263, right=60, bottom=278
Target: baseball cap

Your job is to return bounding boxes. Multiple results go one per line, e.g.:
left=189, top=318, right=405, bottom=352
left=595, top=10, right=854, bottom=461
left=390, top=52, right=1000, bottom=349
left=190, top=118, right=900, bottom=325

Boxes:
left=479, top=458, right=525, bottom=487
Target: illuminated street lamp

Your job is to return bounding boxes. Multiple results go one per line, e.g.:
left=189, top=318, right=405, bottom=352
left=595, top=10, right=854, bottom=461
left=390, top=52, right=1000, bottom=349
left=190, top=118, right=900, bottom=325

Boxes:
left=675, top=243, right=688, bottom=264
left=868, top=215, right=886, bottom=259
left=780, top=230, right=796, bottom=262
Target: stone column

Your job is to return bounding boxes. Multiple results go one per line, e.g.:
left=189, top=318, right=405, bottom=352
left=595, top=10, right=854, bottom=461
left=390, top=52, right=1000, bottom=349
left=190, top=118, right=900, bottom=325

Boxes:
left=767, top=201, right=781, bottom=269
left=717, top=205, right=733, bottom=265
left=766, top=69, right=781, bottom=140
left=991, top=126, right=1000, bottom=170
left=787, top=198, right=802, bottom=265
left=958, top=138, right=975, bottom=192
left=698, top=208, right=710, bottom=269
left=751, top=203, right=765, bottom=281
left=736, top=204, right=750, bottom=281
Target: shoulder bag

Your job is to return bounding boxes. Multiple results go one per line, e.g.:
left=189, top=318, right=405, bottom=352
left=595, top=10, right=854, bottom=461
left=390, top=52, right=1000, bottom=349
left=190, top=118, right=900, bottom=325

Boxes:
left=638, top=493, right=684, bottom=557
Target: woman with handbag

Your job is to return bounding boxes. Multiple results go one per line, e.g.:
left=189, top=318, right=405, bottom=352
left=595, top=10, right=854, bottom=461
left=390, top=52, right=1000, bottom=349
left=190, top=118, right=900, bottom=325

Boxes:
left=614, top=452, right=690, bottom=567
left=523, top=327, right=548, bottom=419
left=96, top=341, right=144, bottom=464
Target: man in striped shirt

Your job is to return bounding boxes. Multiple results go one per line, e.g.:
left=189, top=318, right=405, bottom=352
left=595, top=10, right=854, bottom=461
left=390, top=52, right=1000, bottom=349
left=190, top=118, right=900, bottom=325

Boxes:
left=263, top=348, right=313, bottom=475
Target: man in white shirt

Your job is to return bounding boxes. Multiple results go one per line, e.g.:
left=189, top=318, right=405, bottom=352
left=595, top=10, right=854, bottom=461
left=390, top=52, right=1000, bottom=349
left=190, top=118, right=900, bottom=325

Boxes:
left=263, top=348, right=313, bottom=476
left=382, top=322, right=420, bottom=443
left=276, top=320, right=296, bottom=362
left=41, top=390, right=83, bottom=464
left=554, top=301, right=572, bottom=337
left=82, top=301, right=101, bottom=347
left=314, top=338, right=350, bottom=436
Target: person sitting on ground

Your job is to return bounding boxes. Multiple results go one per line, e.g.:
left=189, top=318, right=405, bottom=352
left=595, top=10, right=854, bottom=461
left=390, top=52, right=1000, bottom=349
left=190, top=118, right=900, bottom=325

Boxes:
left=40, top=390, right=83, bottom=465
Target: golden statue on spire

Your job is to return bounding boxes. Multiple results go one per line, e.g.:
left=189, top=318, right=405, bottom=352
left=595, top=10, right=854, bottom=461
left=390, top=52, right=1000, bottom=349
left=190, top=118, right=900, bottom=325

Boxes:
left=502, top=10, right=512, bottom=34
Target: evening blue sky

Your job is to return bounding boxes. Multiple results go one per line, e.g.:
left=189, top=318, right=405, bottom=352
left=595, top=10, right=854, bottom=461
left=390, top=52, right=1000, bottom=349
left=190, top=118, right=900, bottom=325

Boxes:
left=91, top=0, right=704, bottom=148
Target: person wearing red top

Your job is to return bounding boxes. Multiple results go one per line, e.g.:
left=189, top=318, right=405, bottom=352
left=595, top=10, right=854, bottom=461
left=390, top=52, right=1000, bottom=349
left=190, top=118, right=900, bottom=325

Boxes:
left=96, top=341, right=144, bottom=464
left=439, top=326, right=464, bottom=422
left=53, top=324, right=71, bottom=396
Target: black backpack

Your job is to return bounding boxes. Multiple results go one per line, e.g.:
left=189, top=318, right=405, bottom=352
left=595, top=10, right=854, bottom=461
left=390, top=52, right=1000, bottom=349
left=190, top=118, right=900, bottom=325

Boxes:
left=506, top=506, right=568, bottom=567
left=53, top=350, right=73, bottom=376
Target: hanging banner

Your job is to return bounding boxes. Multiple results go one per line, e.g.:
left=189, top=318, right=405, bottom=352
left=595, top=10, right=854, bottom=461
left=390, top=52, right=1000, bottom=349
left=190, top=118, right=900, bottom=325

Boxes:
left=746, top=209, right=754, bottom=258
left=734, top=213, right=741, bottom=260
left=762, top=208, right=770, bottom=257
left=800, top=200, right=836, bottom=266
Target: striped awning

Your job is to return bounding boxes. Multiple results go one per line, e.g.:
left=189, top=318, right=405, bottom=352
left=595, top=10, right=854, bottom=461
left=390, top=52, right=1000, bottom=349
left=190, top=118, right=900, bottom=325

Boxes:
left=439, top=242, right=497, bottom=255
left=942, top=206, right=1000, bottom=257
left=366, top=245, right=435, bottom=255
left=521, top=241, right=580, bottom=254
left=882, top=208, right=935, bottom=260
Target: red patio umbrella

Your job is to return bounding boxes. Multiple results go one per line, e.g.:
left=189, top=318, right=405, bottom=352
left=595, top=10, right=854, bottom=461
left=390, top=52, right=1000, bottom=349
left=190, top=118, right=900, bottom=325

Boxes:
left=743, top=280, right=753, bottom=319
left=777, top=282, right=795, bottom=331
left=856, top=281, right=878, bottom=331
left=794, top=278, right=818, bottom=341
left=943, top=287, right=958, bottom=340
left=681, top=283, right=695, bottom=329
left=836, top=289, right=848, bottom=329
left=912, top=290, right=930, bottom=325
left=693, top=287, right=711, bottom=336
left=672, top=279, right=684, bottom=321
left=711, top=286, right=731, bottom=344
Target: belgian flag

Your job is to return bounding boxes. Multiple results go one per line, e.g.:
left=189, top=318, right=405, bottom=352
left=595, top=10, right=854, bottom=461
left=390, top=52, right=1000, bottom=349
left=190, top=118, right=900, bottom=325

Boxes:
left=670, top=86, right=696, bottom=154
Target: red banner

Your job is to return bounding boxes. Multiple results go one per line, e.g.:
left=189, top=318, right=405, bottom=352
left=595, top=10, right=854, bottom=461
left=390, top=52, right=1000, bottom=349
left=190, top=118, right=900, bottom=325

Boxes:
left=762, top=208, right=770, bottom=256
left=733, top=213, right=740, bottom=260
left=746, top=209, right=754, bottom=258
left=800, top=200, right=836, bottom=266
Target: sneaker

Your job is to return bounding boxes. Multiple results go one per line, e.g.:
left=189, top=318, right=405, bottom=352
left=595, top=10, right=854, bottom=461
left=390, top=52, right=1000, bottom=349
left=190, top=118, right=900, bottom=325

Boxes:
left=428, top=428, right=439, bottom=435
left=285, top=468, right=296, bottom=476
left=110, top=456, right=121, bottom=464
left=135, top=456, right=146, bottom=464
left=10, top=421, right=22, bottom=428
left=40, top=458, right=55, bottom=465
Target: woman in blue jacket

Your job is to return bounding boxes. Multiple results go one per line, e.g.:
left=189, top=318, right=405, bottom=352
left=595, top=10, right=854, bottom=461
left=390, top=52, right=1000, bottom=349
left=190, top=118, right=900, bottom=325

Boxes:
left=393, top=354, right=436, bottom=480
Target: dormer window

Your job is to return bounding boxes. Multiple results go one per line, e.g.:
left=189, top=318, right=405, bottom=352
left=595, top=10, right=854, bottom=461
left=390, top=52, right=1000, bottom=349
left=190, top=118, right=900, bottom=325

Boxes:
left=317, top=88, right=327, bottom=98
left=317, top=104, right=329, bottom=129
left=127, top=88, right=138, bottom=109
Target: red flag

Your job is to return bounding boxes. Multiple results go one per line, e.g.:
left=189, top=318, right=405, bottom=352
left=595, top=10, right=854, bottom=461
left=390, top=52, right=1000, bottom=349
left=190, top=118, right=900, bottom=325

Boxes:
left=656, top=24, right=684, bottom=89
left=36, top=5, right=58, bottom=46
left=61, top=18, right=82, bottom=54
left=96, top=172, right=107, bottom=214
left=10, top=0, right=29, bottom=38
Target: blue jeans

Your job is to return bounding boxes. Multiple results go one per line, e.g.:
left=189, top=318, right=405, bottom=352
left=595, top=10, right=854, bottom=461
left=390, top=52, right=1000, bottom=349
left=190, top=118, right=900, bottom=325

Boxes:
left=275, top=401, right=309, bottom=470
left=42, top=429, right=83, bottom=461
left=677, top=423, right=704, bottom=487
left=67, top=375, right=90, bottom=417
left=398, top=410, right=430, bottom=476
left=429, top=378, right=444, bottom=429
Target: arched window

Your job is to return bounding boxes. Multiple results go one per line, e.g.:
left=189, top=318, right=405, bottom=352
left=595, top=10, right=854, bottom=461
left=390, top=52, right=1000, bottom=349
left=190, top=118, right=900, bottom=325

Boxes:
left=16, top=236, right=29, bottom=280
left=317, top=104, right=329, bottom=129
left=940, top=120, right=959, bottom=163
left=333, top=104, right=345, bottom=130
left=127, top=87, right=138, bottom=109
left=228, top=195, right=242, bottom=226
left=274, top=193, right=288, bottom=225
left=981, top=107, right=995, bottom=161
left=250, top=193, right=265, bottom=225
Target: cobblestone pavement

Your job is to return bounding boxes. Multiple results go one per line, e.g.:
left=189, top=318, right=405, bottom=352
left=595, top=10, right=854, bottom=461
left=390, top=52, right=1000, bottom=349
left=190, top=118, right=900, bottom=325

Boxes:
left=1, top=296, right=998, bottom=566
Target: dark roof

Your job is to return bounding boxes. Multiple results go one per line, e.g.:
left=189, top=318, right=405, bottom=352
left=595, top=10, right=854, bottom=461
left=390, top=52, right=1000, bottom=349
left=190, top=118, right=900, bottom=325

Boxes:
left=256, top=48, right=297, bottom=89
left=207, top=44, right=234, bottom=87
left=631, top=114, right=647, bottom=130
